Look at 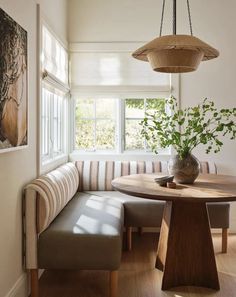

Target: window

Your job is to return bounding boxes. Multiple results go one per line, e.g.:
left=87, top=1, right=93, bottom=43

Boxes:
left=70, top=43, right=175, bottom=155
left=125, top=98, right=165, bottom=150
left=41, top=84, right=66, bottom=161
left=75, top=98, right=116, bottom=151
left=40, top=24, right=69, bottom=166
left=74, top=96, right=167, bottom=153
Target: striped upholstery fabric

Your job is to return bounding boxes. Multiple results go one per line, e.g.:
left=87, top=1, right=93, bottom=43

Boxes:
left=75, top=160, right=217, bottom=192
left=23, top=162, right=79, bottom=268
left=200, top=161, right=217, bottom=174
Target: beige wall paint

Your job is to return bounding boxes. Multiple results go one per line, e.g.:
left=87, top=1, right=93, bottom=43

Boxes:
left=0, top=1, right=67, bottom=297
left=39, top=0, right=68, bottom=44
left=68, top=0, right=236, bottom=229
left=0, top=0, right=37, bottom=296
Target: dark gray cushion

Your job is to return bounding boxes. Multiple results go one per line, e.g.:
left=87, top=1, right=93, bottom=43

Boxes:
left=38, top=193, right=124, bottom=270
left=207, top=202, right=230, bottom=229
left=85, top=191, right=230, bottom=229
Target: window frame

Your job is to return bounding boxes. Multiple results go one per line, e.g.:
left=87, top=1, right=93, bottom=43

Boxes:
left=74, top=97, right=117, bottom=152
left=69, top=42, right=179, bottom=160
left=41, top=82, right=68, bottom=162
left=71, top=88, right=178, bottom=157
left=38, top=17, right=69, bottom=174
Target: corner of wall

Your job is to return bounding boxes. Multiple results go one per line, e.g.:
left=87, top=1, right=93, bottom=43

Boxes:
left=4, top=274, right=28, bottom=297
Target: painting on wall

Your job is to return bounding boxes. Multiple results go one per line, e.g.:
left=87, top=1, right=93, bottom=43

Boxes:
left=0, top=8, right=28, bottom=153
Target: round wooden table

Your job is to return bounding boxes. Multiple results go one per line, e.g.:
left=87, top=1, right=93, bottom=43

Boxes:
left=111, top=173, right=236, bottom=291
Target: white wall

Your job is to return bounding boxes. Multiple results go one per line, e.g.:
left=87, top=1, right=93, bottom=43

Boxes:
left=68, top=0, right=236, bottom=229
left=180, top=0, right=236, bottom=175
left=0, top=1, right=67, bottom=297
left=68, top=0, right=236, bottom=174
left=40, top=0, right=68, bottom=44
left=0, top=1, right=37, bottom=296
left=68, top=0, right=236, bottom=172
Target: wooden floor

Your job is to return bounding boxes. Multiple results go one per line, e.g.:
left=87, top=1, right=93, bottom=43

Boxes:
left=39, top=233, right=236, bottom=297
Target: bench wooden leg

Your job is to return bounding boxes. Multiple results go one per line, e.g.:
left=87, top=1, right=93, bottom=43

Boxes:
left=30, top=269, right=39, bottom=297
left=126, top=227, right=132, bottom=251
left=138, top=227, right=143, bottom=236
left=109, top=270, right=118, bottom=297
left=222, top=228, right=228, bottom=253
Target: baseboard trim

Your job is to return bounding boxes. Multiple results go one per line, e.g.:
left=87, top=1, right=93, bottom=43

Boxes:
left=4, top=273, right=27, bottom=297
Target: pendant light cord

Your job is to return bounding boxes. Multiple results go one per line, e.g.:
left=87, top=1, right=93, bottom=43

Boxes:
left=159, top=0, right=166, bottom=36
left=159, top=0, right=193, bottom=36
left=187, top=0, right=193, bottom=35
left=173, top=0, right=176, bottom=35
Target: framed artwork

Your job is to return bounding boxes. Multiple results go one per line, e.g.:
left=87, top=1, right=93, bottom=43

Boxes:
left=0, top=8, right=28, bottom=153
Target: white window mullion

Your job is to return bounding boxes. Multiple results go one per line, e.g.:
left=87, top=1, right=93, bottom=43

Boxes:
left=94, top=100, right=97, bottom=150
left=49, top=92, right=54, bottom=159
left=144, top=98, right=148, bottom=151
left=119, top=98, right=125, bottom=153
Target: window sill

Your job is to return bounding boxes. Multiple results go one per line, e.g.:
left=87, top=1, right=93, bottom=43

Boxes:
left=69, top=150, right=172, bottom=162
left=40, top=154, right=68, bottom=174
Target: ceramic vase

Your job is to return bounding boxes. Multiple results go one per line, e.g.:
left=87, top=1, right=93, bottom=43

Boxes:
left=168, top=153, right=200, bottom=184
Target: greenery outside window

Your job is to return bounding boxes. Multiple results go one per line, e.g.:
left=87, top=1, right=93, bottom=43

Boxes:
left=125, top=98, right=165, bottom=150
left=75, top=98, right=116, bottom=151
left=74, top=96, right=168, bottom=154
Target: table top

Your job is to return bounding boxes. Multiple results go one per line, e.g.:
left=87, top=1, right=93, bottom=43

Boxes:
left=111, top=173, right=236, bottom=203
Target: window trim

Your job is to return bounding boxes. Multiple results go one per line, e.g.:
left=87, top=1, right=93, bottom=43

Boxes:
left=40, top=78, right=69, bottom=166
left=37, top=12, right=69, bottom=174
left=68, top=41, right=178, bottom=159
left=71, top=91, right=177, bottom=157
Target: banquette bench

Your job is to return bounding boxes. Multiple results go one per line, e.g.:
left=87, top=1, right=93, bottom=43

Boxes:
left=75, top=160, right=230, bottom=253
left=24, top=163, right=123, bottom=297
left=23, top=160, right=230, bottom=297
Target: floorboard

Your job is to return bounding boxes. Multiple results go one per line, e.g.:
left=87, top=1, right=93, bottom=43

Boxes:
left=39, top=233, right=236, bottom=297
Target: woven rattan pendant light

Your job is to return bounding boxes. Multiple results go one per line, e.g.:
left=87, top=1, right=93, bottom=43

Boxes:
left=132, top=0, right=219, bottom=73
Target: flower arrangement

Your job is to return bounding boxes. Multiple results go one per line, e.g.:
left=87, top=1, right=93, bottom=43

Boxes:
left=141, top=97, right=236, bottom=159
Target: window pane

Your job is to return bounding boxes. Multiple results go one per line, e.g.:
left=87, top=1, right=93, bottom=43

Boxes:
left=75, top=119, right=94, bottom=149
left=125, top=99, right=144, bottom=118
left=41, top=84, right=65, bottom=161
left=96, top=99, right=116, bottom=119
left=53, top=94, right=63, bottom=154
left=74, top=98, right=116, bottom=151
left=125, top=119, right=144, bottom=150
left=96, top=120, right=115, bottom=149
left=146, top=98, right=165, bottom=114
left=41, top=88, right=50, bottom=158
left=76, top=99, right=94, bottom=119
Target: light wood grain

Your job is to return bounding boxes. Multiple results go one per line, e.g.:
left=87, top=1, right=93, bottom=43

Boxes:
left=126, top=227, right=132, bottom=251
left=30, top=269, right=39, bottom=297
left=222, top=228, right=228, bottom=254
left=112, top=174, right=236, bottom=203
left=38, top=234, right=236, bottom=297
left=109, top=271, right=118, bottom=297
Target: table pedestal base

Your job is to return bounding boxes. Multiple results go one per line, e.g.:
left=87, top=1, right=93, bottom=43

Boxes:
left=156, top=201, right=220, bottom=290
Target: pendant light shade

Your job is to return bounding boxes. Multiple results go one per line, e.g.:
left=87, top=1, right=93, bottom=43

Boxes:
left=132, top=0, right=219, bottom=73
left=132, top=35, right=219, bottom=73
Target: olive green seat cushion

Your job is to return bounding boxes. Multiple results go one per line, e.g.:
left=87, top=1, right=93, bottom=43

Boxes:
left=38, top=193, right=124, bottom=270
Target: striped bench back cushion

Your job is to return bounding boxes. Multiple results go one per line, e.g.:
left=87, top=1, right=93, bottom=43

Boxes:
left=24, top=162, right=79, bottom=234
left=23, top=162, right=79, bottom=268
left=75, top=160, right=216, bottom=192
